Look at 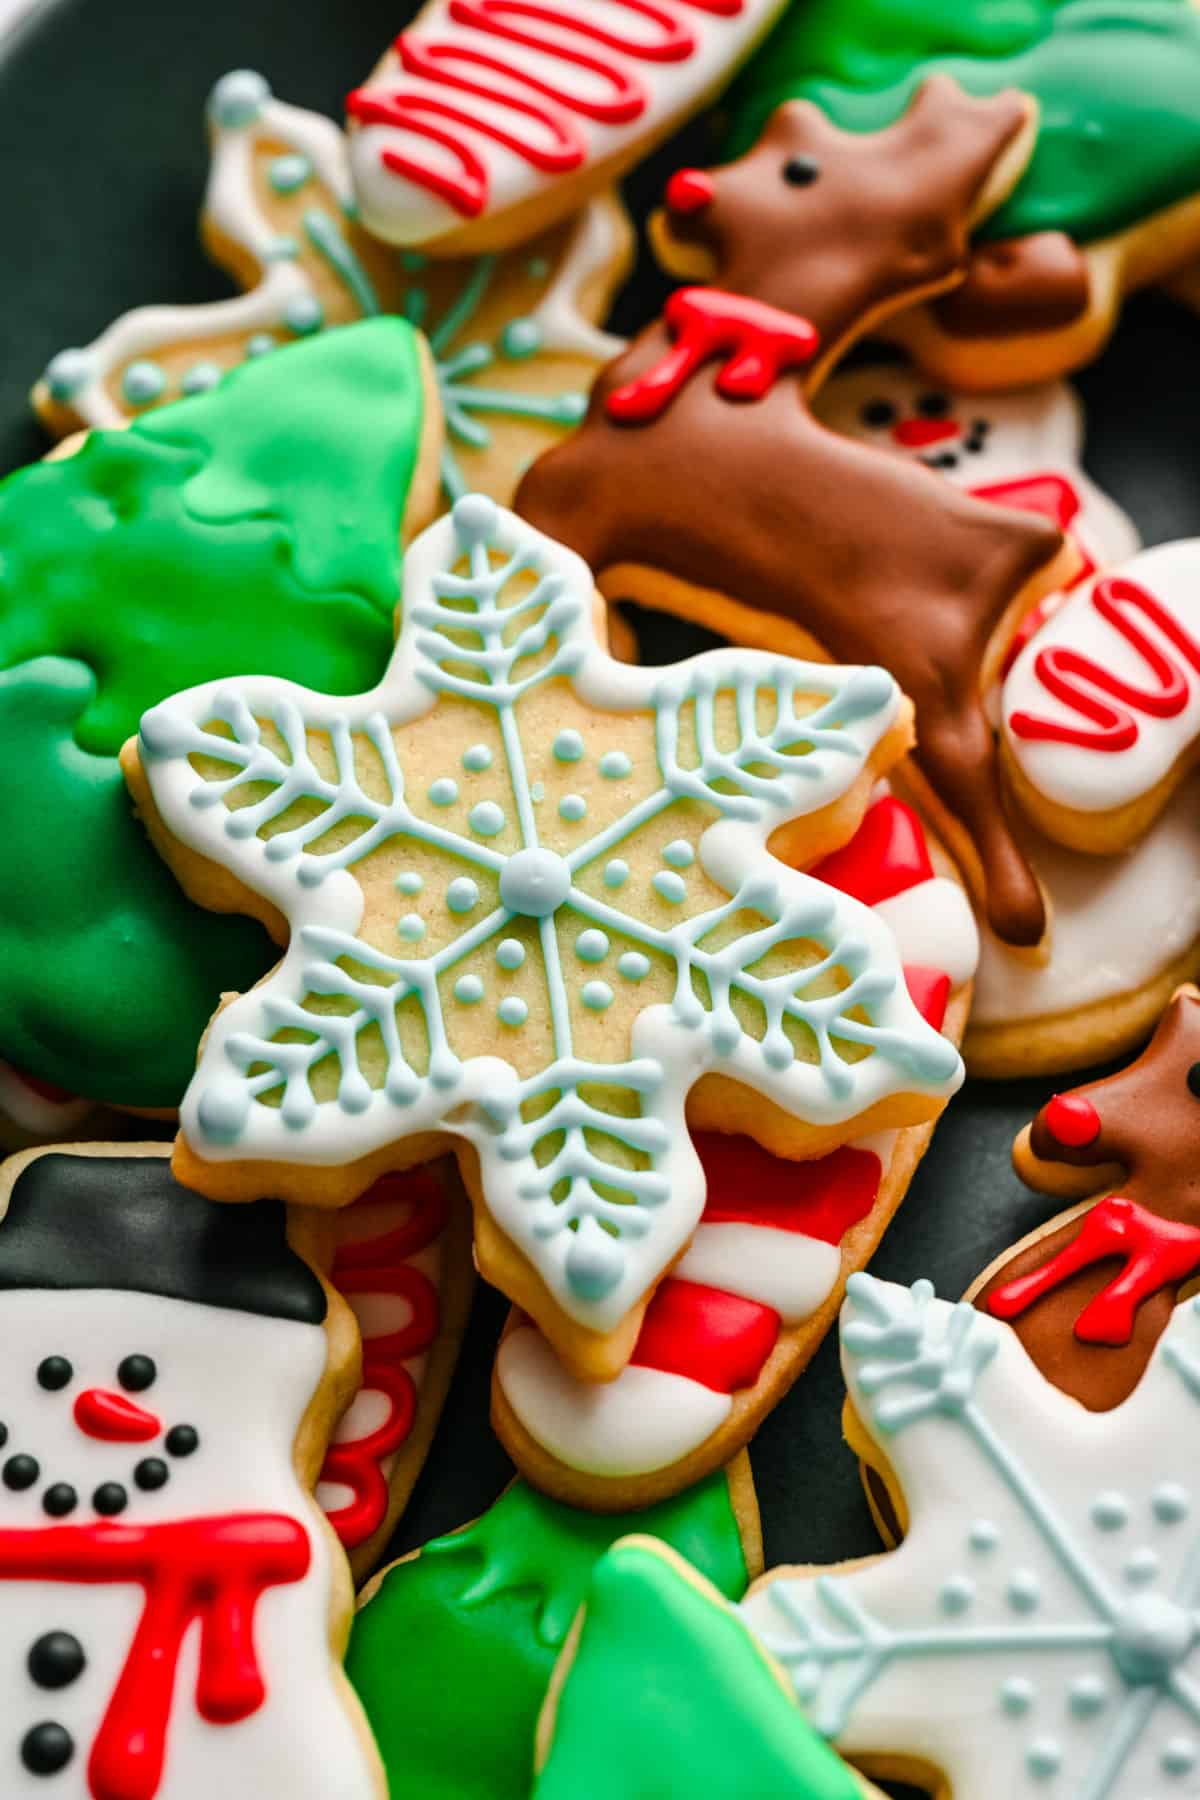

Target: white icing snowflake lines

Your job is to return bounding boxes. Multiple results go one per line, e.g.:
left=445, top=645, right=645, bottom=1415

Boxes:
left=137, top=498, right=959, bottom=1331
left=744, top=1276, right=1200, bottom=1798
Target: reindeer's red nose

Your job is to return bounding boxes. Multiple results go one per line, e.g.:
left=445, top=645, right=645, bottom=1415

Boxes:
left=74, top=1389, right=161, bottom=1443
left=1043, top=1093, right=1102, bottom=1149
left=892, top=416, right=961, bottom=450
left=665, top=168, right=714, bottom=213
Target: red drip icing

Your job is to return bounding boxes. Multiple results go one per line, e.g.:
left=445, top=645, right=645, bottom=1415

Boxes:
left=1009, top=574, right=1200, bottom=751
left=1043, top=1091, right=1102, bottom=1149
left=346, top=0, right=746, bottom=218
left=606, top=287, right=819, bottom=421
left=987, top=1195, right=1200, bottom=1345
left=695, top=1134, right=882, bottom=1243
left=634, top=1279, right=780, bottom=1391
left=74, top=1389, right=161, bottom=1445
left=972, top=474, right=1090, bottom=676
left=0, top=1514, right=309, bottom=1800
left=810, top=795, right=934, bottom=908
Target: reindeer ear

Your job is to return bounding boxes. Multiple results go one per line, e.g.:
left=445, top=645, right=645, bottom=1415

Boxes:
left=888, top=76, right=1039, bottom=234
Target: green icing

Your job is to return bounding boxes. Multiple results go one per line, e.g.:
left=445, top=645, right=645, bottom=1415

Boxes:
left=0, top=318, right=426, bottom=1104
left=346, top=1476, right=748, bottom=1800
left=533, top=1542, right=862, bottom=1800
left=724, top=0, right=1200, bottom=245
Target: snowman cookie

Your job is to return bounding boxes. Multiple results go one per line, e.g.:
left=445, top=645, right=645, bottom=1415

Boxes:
left=125, top=496, right=962, bottom=1384
left=34, top=70, right=632, bottom=508
left=0, top=1142, right=383, bottom=1799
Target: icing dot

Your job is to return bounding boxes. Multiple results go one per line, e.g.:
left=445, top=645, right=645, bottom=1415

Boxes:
left=269, top=152, right=312, bottom=193
left=454, top=494, right=499, bottom=541
left=1163, top=1737, right=1198, bottom=1776
left=496, top=938, right=525, bottom=971
left=121, top=1357, right=157, bottom=1392
left=653, top=871, right=687, bottom=904
left=1124, top=1547, right=1160, bottom=1585
left=429, top=778, right=459, bottom=807
left=618, top=952, right=650, bottom=982
left=938, top=1576, right=973, bottom=1616
left=397, top=913, right=426, bottom=942
left=553, top=730, right=584, bottom=763
left=603, top=859, right=629, bottom=889
left=267, top=235, right=299, bottom=261
left=454, top=975, right=484, bottom=1005
left=498, top=997, right=528, bottom=1027
left=4, top=1454, right=38, bottom=1490
left=246, top=333, right=276, bottom=358
left=662, top=839, right=695, bottom=869
left=21, top=1723, right=73, bottom=1777
left=1007, top=1571, right=1040, bottom=1614
left=576, top=929, right=609, bottom=964
left=968, top=1519, right=998, bottom=1553
left=500, top=848, right=571, bottom=918
left=581, top=980, right=614, bottom=1012
left=1154, top=1484, right=1190, bottom=1525
left=284, top=294, right=324, bottom=336
left=469, top=801, right=506, bottom=837
left=166, top=1426, right=198, bottom=1457
left=463, top=744, right=493, bottom=772
left=599, top=750, right=632, bottom=779
left=208, top=68, right=270, bottom=128
left=37, top=1357, right=72, bottom=1392
left=121, top=360, right=166, bottom=406
left=559, top=794, right=587, bottom=822
left=195, top=1080, right=250, bottom=1143
left=43, top=348, right=90, bottom=401
left=566, top=1222, right=624, bottom=1300
left=1091, top=1491, right=1129, bottom=1531
left=401, top=249, right=428, bottom=272
left=28, top=1633, right=85, bottom=1690
left=1000, top=1677, right=1034, bottom=1716
left=42, top=1484, right=77, bottom=1517
left=181, top=361, right=222, bottom=396
left=552, top=393, right=587, bottom=425
left=1068, top=1674, right=1107, bottom=1718
left=446, top=878, right=479, bottom=915
left=396, top=872, right=423, bottom=895
left=501, top=317, right=542, bottom=359
left=1025, top=1739, right=1061, bottom=1780
left=93, top=1483, right=127, bottom=1517
left=531, top=781, right=546, bottom=804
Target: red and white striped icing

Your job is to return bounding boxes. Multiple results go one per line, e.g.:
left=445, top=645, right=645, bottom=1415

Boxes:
left=496, top=792, right=978, bottom=1477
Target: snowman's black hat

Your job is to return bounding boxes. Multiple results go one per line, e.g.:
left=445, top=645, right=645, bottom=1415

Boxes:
left=0, top=1152, right=326, bottom=1323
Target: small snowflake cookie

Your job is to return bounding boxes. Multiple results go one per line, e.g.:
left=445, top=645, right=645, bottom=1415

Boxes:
left=742, top=1272, right=1200, bottom=1799
left=125, top=495, right=961, bottom=1380
left=33, top=70, right=631, bottom=507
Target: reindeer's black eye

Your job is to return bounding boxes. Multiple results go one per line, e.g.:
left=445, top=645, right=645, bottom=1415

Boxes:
left=860, top=400, right=895, bottom=430
left=918, top=391, right=951, bottom=418
left=1187, top=1062, right=1200, bottom=1098
left=782, top=155, right=820, bottom=187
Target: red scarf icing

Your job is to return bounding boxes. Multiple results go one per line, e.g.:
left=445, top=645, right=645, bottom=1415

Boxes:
left=0, top=1514, right=309, bottom=1800
left=606, top=287, right=820, bottom=422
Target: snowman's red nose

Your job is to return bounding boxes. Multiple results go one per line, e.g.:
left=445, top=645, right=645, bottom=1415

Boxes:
left=892, top=416, right=960, bottom=449
left=74, top=1389, right=161, bottom=1443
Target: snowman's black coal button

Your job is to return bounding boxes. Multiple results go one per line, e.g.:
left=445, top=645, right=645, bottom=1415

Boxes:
left=36, top=1358, right=72, bottom=1392
left=42, top=1484, right=77, bottom=1518
left=165, top=1425, right=198, bottom=1458
left=134, top=1458, right=168, bottom=1492
left=21, top=1722, right=73, bottom=1775
left=28, top=1633, right=85, bottom=1690
left=92, top=1483, right=127, bottom=1517
left=4, top=1454, right=39, bottom=1490
left=117, top=1355, right=156, bottom=1393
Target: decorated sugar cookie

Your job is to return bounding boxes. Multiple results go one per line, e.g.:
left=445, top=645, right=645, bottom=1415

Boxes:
left=349, top=1462, right=759, bottom=1800
left=34, top=70, right=631, bottom=506
left=517, top=80, right=1080, bottom=949
left=742, top=1272, right=1200, bottom=1799
left=494, top=791, right=978, bottom=1507
left=0, top=319, right=439, bottom=1115
left=345, top=0, right=789, bottom=254
left=125, top=496, right=961, bottom=1382
left=0, top=1143, right=382, bottom=1799
left=724, top=0, right=1200, bottom=388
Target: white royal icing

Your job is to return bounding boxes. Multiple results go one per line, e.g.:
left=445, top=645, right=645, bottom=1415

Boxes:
left=874, top=878, right=979, bottom=991
left=673, top=1222, right=842, bottom=1324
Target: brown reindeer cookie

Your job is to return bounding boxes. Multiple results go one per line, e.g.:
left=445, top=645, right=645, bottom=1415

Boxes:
left=516, top=79, right=1079, bottom=949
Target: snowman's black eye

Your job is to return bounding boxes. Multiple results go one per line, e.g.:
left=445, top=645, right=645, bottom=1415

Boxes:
left=117, top=1355, right=157, bottom=1394
left=37, top=1357, right=72, bottom=1392
left=860, top=399, right=895, bottom=430
left=782, top=154, right=820, bottom=187
left=917, top=391, right=950, bottom=418
left=1187, top=1062, right=1200, bottom=1098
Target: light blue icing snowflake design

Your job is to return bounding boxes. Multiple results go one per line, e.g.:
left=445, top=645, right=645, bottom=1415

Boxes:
left=743, top=1277, right=1200, bottom=1798
left=137, top=497, right=960, bottom=1331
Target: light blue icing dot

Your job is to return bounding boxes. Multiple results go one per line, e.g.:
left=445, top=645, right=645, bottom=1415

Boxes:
left=397, top=913, right=425, bottom=942
left=581, top=981, right=613, bottom=1012
left=208, top=68, right=270, bottom=129
left=653, top=871, right=687, bottom=904
left=603, top=859, right=629, bottom=889
left=559, top=794, right=587, bottom=822
left=662, top=838, right=695, bottom=869
left=1025, top=1739, right=1062, bottom=1780
left=553, top=393, right=587, bottom=425
left=1124, top=1547, right=1160, bottom=1585
left=938, top=1577, right=973, bottom=1616
left=266, top=235, right=300, bottom=262
left=968, top=1519, right=998, bottom=1553
left=526, top=255, right=550, bottom=280
left=576, top=929, right=609, bottom=964
left=498, top=996, right=528, bottom=1027
left=553, top=730, right=584, bottom=763
left=618, top=952, right=650, bottom=982
left=246, top=332, right=276, bottom=358
left=496, top=938, right=525, bottom=971
left=195, top=1079, right=252, bottom=1143
left=43, top=348, right=90, bottom=401
left=121, top=360, right=166, bottom=406
left=599, top=750, right=632, bottom=779
left=1000, top=1677, right=1034, bottom=1717
left=446, top=877, right=479, bottom=915
left=531, top=781, right=546, bottom=804
left=181, top=361, right=222, bottom=395
left=429, top=778, right=459, bottom=807
left=269, top=152, right=312, bottom=194
left=501, top=317, right=542, bottom=359
left=284, top=293, right=324, bottom=336
left=469, top=800, right=506, bottom=837
left=1153, top=1484, right=1190, bottom=1524
left=1091, top=1492, right=1129, bottom=1532
left=500, top=848, right=571, bottom=919
left=453, top=493, right=499, bottom=540
left=463, top=743, right=493, bottom=772
left=395, top=871, right=423, bottom=895
left=1163, top=1737, right=1198, bottom=1776
left=1007, top=1571, right=1040, bottom=1614
left=1068, top=1675, right=1107, bottom=1718
left=454, top=974, right=484, bottom=1005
